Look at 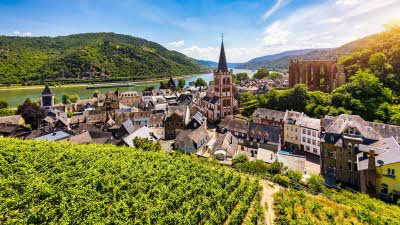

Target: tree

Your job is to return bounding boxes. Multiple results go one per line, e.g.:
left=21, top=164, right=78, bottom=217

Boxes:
left=253, top=68, right=269, bottom=80
left=177, top=78, right=186, bottom=90
left=93, top=90, right=100, bottom=97
left=0, top=100, right=8, bottom=109
left=16, top=99, right=45, bottom=129
left=159, top=81, right=167, bottom=89
left=232, top=154, right=248, bottom=165
left=307, top=174, right=324, bottom=194
left=234, top=72, right=250, bottom=84
left=287, top=170, right=303, bottom=184
left=62, top=93, right=80, bottom=104
left=194, top=78, right=207, bottom=87
left=269, top=72, right=281, bottom=80
left=144, top=86, right=155, bottom=92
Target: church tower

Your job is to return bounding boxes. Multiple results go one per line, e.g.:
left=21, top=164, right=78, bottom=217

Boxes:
left=41, top=84, right=54, bottom=110
left=214, top=37, right=234, bottom=118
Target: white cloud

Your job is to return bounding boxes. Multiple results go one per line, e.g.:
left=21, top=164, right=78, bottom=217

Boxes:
left=13, top=31, right=32, bottom=36
left=167, top=40, right=185, bottom=47
left=262, top=0, right=287, bottom=20
left=262, top=22, right=290, bottom=46
left=336, top=0, right=360, bottom=6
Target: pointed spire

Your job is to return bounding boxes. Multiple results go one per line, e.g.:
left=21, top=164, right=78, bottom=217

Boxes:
left=42, top=84, right=53, bottom=95
left=217, top=34, right=228, bottom=73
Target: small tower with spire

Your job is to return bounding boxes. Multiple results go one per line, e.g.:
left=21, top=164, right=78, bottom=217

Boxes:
left=214, top=34, right=234, bottom=118
left=41, top=84, right=55, bottom=110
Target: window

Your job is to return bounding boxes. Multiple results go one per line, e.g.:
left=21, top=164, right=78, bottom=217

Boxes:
left=312, top=131, right=316, bottom=137
left=306, top=146, right=310, bottom=151
left=307, top=130, right=311, bottom=135
left=307, top=138, right=311, bottom=144
left=354, top=144, right=359, bottom=152
left=302, top=137, right=306, bottom=142
left=303, top=129, right=306, bottom=134
left=330, top=136, right=335, bottom=142
left=312, top=140, right=316, bottom=145
left=313, top=148, right=317, bottom=154
left=291, top=127, right=293, bottom=131
left=381, top=183, right=389, bottom=195
left=347, top=143, right=352, bottom=155
left=388, top=168, right=395, bottom=177
left=354, top=162, right=358, bottom=171
left=295, top=128, right=298, bottom=132
left=347, top=160, right=352, bottom=171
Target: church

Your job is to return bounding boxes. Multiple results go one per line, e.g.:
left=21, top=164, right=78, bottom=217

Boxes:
left=198, top=38, right=237, bottom=122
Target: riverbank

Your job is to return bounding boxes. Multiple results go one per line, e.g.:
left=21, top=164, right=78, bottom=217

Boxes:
left=0, top=74, right=199, bottom=91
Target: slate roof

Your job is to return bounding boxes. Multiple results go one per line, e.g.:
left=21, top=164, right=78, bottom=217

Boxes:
left=358, top=137, right=400, bottom=170
left=203, top=96, right=219, bottom=104
left=368, top=122, right=400, bottom=144
left=324, top=114, right=381, bottom=140
left=34, top=131, right=71, bottom=141
left=284, top=110, right=304, bottom=125
left=218, top=116, right=249, bottom=133
left=0, top=115, right=23, bottom=125
left=121, top=119, right=136, bottom=135
left=86, top=114, right=105, bottom=124
left=217, top=40, right=228, bottom=72
left=0, top=124, right=20, bottom=134
left=211, top=131, right=238, bottom=157
left=68, top=131, right=93, bottom=144
left=191, top=112, right=206, bottom=126
left=42, top=85, right=53, bottom=95
left=123, top=126, right=155, bottom=146
left=149, top=113, right=165, bottom=126
left=166, top=105, right=187, bottom=118
left=175, top=126, right=209, bottom=146
left=248, top=122, right=280, bottom=144
left=252, top=108, right=286, bottom=123
left=301, top=117, right=321, bottom=130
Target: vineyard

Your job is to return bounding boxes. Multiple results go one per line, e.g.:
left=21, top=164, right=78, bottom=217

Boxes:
left=274, top=189, right=400, bottom=225
left=0, top=138, right=263, bottom=224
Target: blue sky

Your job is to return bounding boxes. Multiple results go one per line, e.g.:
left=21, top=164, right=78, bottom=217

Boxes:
left=1, top=0, right=400, bottom=62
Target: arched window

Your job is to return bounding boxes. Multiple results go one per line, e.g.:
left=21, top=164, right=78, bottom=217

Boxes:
left=347, top=160, right=352, bottom=171
left=215, top=78, right=219, bottom=85
left=223, top=78, right=226, bottom=85
left=226, top=78, right=230, bottom=84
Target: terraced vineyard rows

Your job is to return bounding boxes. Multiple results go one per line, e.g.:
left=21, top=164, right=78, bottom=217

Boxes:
left=274, top=189, right=400, bottom=225
left=0, top=138, right=262, bottom=224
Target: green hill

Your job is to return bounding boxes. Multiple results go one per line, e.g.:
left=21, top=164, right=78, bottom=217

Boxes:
left=0, top=33, right=204, bottom=85
left=0, top=138, right=260, bottom=224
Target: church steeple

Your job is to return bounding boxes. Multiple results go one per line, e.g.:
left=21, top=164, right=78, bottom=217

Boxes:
left=217, top=34, right=228, bottom=73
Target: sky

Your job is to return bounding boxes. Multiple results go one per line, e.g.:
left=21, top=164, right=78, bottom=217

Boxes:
left=1, top=0, right=400, bottom=62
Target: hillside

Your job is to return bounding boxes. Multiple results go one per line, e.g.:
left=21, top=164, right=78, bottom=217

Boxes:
left=194, top=59, right=243, bottom=69
left=238, top=32, right=378, bottom=71
left=237, top=49, right=322, bottom=70
left=274, top=189, right=400, bottom=224
left=0, top=33, right=204, bottom=85
left=0, top=138, right=261, bottom=224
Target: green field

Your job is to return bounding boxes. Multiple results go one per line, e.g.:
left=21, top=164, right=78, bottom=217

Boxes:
left=0, top=138, right=261, bottom=224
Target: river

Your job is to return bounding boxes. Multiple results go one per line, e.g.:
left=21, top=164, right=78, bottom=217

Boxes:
left=0, top=69, right=255, bottom=107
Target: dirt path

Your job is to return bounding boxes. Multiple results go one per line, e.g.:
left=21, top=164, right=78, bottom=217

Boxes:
left=260, top=180, right=281, bottom=225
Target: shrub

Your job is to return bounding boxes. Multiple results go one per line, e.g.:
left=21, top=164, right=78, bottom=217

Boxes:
left=232, top=154, right=248, bottom=165
left=272, top=174, right=290, bottom=187
left=307, top=174, right=325, bottom=194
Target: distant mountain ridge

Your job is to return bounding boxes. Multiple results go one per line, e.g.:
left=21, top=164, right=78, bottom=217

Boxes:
left=0, top=32, right=204, bottom=84
left=194, top=59, right=243, bottom=69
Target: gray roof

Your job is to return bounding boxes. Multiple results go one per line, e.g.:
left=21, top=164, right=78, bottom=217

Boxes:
left=284, top=110, right=304, bottom=125
left=166, top=105, right=187, bottom=118
left=149, top=113, right=165, bottom=126
left=191, top=112, right=206, bottom=126
left=358, top=137, right=400, bottom=170
left=121, top=119, right=136, bottom=135
left=252, top=108, right=286, bottom=122
left=218, top=116, right=249, bottom=134
left=0, top=115, right=23, bottom=125
left=175, top=126, right=208, bottom=145
left=34, top=131, right=71, bottom=141
left=123, top=126, right=155, bottom=146
left=68, top=131, right=93, bottom=144
left=211, top=131, right=238, bottom=157
left=368, top=122, right=400, bottom=143
left=301, top=117, right=320, bottom=130
left=324, top=114, right=381, bottom=140
left=248, top=122, right=280, bottom=144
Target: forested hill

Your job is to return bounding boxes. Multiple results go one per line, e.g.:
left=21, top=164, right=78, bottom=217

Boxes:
left=0, top=33, right=204, bottom=84
left=237, top=28, right=392, bottom=71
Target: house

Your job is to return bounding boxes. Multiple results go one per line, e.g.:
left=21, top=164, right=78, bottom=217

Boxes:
left=187, top=111, right=207, bottom=129
left=257, top=148, right=277, bottom=164
left=300, top=116, right=321, bottom=155
left=321, top=114, right=383, bottom=188
left=148, top=113, right=165, bottom=139
left=0, top=115, right=25, bottom=126
left=252, top=108, right=286, bottom=144
left=74, top=98, right=97, bottom=112
left=358, top=137, right=400, bottom=201
left=283, top=110, right=305, bottom=151
left=211, top=131, right=238, bottom=160
left=97, top=91, right=119, bottom=115
left=174, top=126, right=209, bottom=154
left=86, top=114, right=105, bottom=125
left=246, top=122, right=281, bottom=158
left=34, top=131, right=71, bottom=141
left=116, top=119, right=136, bottom=139
left=122, top=126, right=158, bottom=147
left=164, top=105, right=190, bottom=140
left=69, top=115, right=86, bottom=127
left=68, top=130, right=113, bottom=145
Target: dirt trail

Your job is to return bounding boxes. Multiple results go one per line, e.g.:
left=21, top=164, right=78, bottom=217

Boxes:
left=260, top=180, right=281, bottom=225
